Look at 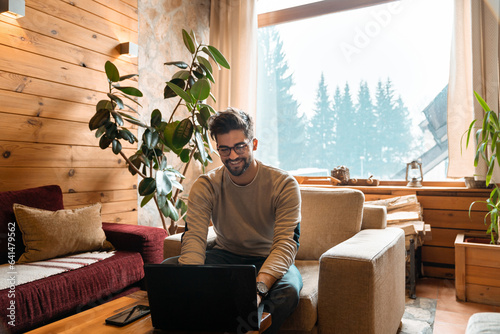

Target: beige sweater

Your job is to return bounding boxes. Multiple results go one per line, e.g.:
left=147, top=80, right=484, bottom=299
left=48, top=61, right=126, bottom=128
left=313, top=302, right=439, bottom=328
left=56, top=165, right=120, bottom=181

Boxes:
left=179, top=160, right=301, bottom=279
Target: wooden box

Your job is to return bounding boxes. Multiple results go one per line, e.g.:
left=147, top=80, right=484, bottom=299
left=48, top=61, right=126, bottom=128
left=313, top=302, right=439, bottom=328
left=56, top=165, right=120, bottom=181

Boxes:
left=455, top=233, right=500, bottom=306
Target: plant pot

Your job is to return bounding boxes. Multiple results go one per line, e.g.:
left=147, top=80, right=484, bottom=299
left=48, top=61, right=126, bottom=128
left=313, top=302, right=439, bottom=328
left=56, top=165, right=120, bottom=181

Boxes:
left=455, top=233, right=500, bottom=306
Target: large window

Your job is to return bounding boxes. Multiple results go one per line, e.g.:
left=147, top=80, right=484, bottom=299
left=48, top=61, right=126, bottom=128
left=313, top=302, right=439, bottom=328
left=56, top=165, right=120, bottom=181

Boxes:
left=256, top=0, right=454, bottom=180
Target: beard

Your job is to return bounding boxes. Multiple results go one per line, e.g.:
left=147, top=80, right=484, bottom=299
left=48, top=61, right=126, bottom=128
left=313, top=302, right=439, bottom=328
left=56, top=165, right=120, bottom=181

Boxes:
left=223, top=156, right=252, bottom=177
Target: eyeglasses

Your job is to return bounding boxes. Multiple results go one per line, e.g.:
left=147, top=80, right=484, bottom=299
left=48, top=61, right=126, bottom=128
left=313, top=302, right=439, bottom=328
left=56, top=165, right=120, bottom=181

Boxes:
left=217, top=140, right=252, bottom=157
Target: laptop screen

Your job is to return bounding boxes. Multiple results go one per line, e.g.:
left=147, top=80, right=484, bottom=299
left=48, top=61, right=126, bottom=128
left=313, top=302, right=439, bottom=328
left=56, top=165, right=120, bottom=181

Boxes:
left=144, top=264, right=261, bottom=332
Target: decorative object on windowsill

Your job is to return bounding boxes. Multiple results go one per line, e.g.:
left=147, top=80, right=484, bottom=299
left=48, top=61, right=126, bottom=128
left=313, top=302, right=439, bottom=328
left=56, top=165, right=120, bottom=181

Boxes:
left=331, top=165, right=350, bottom=185
left=406, top=161, right=423, bottom=187
left=464, top=176, right=494, bottom=189
left=87, top=29, right=230, bottom=235
left=347, top=175, right=380, bottom=186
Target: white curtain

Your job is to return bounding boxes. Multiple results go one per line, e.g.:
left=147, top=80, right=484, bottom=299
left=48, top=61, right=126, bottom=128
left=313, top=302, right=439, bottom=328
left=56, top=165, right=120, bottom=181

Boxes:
left=209, top=0, right=258, bottom=119
left=447, top=0, right=500, bottom=180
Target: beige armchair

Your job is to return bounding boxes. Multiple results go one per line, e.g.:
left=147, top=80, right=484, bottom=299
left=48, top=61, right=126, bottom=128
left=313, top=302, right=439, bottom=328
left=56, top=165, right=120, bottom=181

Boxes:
left=163, top=187, right=406, bottom=334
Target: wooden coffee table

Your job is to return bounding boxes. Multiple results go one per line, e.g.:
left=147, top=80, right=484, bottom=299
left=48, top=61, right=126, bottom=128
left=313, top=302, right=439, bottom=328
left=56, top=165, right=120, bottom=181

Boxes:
left=26, top=290, right=271, bottom=333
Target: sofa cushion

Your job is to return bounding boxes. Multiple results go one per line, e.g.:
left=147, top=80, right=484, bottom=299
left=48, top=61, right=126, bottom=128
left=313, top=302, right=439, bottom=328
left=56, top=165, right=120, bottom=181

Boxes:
left=297, top=188, right=364, bottom=260
left=0, top=250, right=144, bottom=333
left=14, top=203, right=114, bottom=263
left=281, top=260, right=319, bottom=331
left=0, top=185, right=64, bottom=264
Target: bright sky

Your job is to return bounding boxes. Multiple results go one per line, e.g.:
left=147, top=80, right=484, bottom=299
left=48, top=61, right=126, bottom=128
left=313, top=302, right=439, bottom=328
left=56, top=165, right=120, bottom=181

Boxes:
left=258, top=0, right=454, bottom=122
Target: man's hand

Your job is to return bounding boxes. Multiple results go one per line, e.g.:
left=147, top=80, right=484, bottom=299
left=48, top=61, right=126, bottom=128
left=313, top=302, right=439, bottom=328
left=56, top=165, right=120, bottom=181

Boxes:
left=256, top=272, right=276, bottom=306
left=257, top=294, right=262, bottom=306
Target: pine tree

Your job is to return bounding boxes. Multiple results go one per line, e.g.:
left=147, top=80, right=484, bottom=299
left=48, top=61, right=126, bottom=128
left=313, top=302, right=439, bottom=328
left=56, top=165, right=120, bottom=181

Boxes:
left=355, top=81, right=378, bottom=177
left=307, top=73, right=335, bottom=168
left=333, top=83, right=357, bottom=173
left=256, top=27, right=306, bottom=171
left=375, top=78, right=413, bottom=178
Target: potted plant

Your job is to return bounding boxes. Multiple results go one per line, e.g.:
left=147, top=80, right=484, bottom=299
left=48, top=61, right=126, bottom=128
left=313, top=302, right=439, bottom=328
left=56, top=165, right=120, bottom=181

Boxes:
left=455, top=91, right=500, bottom=306
left=88, top=29, right=230, bottom=235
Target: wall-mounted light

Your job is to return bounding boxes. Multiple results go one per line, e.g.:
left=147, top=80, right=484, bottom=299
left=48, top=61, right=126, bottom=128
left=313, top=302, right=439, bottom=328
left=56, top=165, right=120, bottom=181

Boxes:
left=0, top=0, right=25, bottom=19
left=119, top=42, right=138, bottom=58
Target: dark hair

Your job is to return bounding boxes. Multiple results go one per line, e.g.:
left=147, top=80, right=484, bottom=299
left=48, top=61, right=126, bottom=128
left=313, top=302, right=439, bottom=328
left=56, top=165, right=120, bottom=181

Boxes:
left=207, top=107, right=254, bottom=141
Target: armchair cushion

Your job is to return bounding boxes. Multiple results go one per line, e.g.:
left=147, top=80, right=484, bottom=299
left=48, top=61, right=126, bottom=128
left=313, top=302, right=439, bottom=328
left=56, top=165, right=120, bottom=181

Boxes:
left=297, top=188, right=364, bottom=260
left=281, top=260, right=319, bottom=332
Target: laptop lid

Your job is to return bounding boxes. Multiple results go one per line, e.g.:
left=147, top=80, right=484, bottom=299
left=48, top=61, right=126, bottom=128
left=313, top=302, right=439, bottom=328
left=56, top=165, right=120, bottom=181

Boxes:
left=144, top=264, right=261, bottom=332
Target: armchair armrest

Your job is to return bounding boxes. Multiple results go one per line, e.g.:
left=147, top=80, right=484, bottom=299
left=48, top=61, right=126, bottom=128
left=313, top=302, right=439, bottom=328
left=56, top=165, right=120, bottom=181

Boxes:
left=163, top=226, right=217, bottom=260
left=361, top=204, right=387, bottom=230
left=318, top=228, right=405, bottom=334
left=102, top=223, right=167, bottom=264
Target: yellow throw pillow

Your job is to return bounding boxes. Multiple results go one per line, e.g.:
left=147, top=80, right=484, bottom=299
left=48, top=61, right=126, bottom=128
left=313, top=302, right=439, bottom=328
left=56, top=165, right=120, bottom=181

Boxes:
left=13, top=203, right=114, bottom=264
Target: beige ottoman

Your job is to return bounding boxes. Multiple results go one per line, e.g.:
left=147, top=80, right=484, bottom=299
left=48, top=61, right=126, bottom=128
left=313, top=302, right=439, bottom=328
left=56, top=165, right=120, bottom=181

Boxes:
left=466, top=313, right=500, bottom=334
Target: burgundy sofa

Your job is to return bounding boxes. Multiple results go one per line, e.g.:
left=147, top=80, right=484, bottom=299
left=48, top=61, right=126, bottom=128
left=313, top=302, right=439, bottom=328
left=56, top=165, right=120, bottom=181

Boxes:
left=0, top=185, right=167, bottom=333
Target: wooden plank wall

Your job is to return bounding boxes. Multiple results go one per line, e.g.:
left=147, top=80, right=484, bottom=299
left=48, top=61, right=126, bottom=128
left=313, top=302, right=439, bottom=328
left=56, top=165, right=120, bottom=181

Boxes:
left=0, top=0, right=139, bottom=224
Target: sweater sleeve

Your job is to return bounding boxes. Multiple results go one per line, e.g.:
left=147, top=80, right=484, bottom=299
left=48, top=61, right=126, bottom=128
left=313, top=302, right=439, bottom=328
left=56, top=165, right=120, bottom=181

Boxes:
left=178, top=177, right=213, bottom=265
left=258, top=176, right=301, bottom=279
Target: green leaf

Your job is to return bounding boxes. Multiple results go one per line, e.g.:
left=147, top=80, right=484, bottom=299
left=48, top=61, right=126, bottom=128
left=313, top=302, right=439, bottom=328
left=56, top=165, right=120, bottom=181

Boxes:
left=119, top=112, right=147, bottom=127
left=180, top=149, right=191, bottom=163
left=163, top=121, right=183, bottom=154
left=89, top=109, right=110, bottom=130
left=96, top=100, right=113, bottom=112
left=156, top=170, right=173, bottom=196
left=164, top=61, right=189, bottom=69
left=114, top=86, right=143, bottom=97
left=199, top=103, right=217, bottom=114
left=207, top=45, right=230, bottom=69
left=111, top=111, right=124, bottom=126
left=172, top=70, right=191, bottom=80
left=202, top=47, right=220, bottom=70
left=112, top=139, right=122, bottom=154
left=105, top=61, right=120, bottom=82
left=167, top=199, right=179, bottom=221
left=118, top=129, right=136, bottom=144
left=199, top=63, right=215, bottom=83
left=139, top=177, right=156, bottom=196
left=99, top=135, right=113, bottom=149
left=195, top=131, right=208, bottom=162
left=176, top=198, right=188, bottom=215
left=182, top=29, right=196, bottom=54
left=190, top=30, right=198, bottom=48
left=197, top=56, right=213, bottom=74
left=107, top=93, right=124, bottom=109
left=173, top=118, right=194, bottom=149
left=204, top=131, right=216, bottom=153
left=191, top=78, right=211, bottom=101
left=95, top=125, right=106, bottom=138
left=105, top=122, right=118, bottom=139
left=165, top=80, right=191, bottom=103
left=474, top=91, right=492, bottom=112
left=151, top=109, right=162, bottom=128
left=119, top=74, right=138, bottom=81
left=140, top=193, right=155, bottom=207
left=143, top=129, right=159, bottom=150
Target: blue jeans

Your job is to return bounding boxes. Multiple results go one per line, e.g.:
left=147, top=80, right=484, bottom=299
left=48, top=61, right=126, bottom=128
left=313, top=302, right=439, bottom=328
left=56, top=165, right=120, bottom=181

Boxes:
left=162, top=249, right=303, bottom=333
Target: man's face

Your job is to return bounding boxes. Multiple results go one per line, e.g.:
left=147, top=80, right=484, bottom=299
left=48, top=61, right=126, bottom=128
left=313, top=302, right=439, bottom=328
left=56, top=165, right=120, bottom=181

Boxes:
left=216, top=130, right=257, bottom=177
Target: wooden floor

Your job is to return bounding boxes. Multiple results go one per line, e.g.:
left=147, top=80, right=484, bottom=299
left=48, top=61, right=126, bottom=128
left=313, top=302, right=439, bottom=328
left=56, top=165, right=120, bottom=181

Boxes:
left=416, top=277, right=500, bottom=333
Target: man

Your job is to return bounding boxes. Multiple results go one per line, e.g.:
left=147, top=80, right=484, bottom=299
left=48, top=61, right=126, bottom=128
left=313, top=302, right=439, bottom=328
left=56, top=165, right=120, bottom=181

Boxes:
left=168, top=107, right=302, bottom=333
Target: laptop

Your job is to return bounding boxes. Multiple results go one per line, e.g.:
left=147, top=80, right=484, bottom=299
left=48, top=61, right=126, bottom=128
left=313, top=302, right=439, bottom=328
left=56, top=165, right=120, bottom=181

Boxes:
left=144, top=264, right=262, bottom=332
